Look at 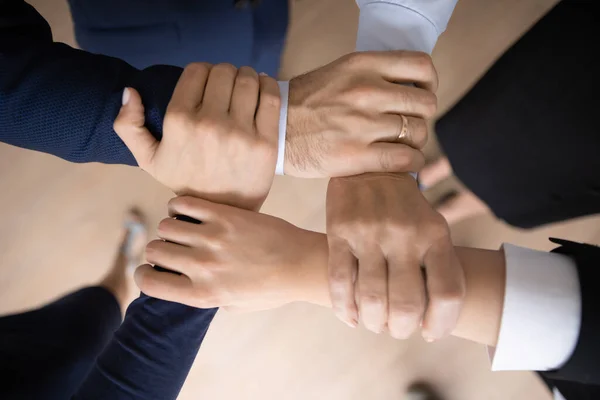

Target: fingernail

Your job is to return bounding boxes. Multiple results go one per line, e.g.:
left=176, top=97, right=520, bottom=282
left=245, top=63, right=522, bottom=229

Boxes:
left=341, top=317, right=358, bottom=328
left=122, top=88, right=131, bottom=105
left=423, top=335, right=436, bottom=343
left=259, top=72, right=268, bottom=76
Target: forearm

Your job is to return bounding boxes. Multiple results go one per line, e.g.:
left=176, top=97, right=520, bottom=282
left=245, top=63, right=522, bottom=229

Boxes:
left=1, top=0, right=181, bottom=165
left=72, top=294, right=216, bottom=399
left=300, top=233, right=504, bottom=346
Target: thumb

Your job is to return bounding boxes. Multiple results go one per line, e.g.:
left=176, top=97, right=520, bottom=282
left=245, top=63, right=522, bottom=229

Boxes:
left=113, top=87, right=158, bottom=170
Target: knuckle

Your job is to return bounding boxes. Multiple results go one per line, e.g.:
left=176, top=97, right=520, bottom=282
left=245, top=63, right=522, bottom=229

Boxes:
left=413, top=51, right=434, bottom=70
left=378, top=149, right=396, bottom=171
left=380, top=148, right=414, bottom=172
left=197, top=116, right=225, bottom=134
left=427, top=213, right=451, bottom=237
left=360, top=293, right=386, bottom=309
left=343, top=52, right=367, bottom=68
left=329, top=268, right=351, bottom=287
left=387, top=219, right=417, bottom=238
left=260, top=91, right=281, bottom=109
left=345, top=84, right=376, bottom=106
left=432, top=287, right=465, bottom=307
left=414, top=122, right=429, bottom=148
left=236, top=73, right=259, bottom=89
left=389, top=301, right=423, bottom=321
left=432, top=277, right=466, bottom=306
left=421, top=92, right=438, bottom=117
left=184, top=62, right=211, bottom=75
left=214, top=62, right=238, bottom=75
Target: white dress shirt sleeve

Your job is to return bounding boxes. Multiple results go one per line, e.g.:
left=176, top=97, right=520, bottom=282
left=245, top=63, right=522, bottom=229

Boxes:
left=275, top=81, right=289, bottom=175
left=355, top=0, right=458, bottom=53
left=488, top=244, right=581, bottom=372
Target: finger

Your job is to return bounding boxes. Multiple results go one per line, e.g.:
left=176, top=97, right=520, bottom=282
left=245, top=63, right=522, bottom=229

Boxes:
left=168, top=62, right=212, bottom=112
left=230, top=66, right=260, bottom=129
left=328, top=237, right=359, bottom=328
left=113, top=88, right=158, bottom=170
left=202, top=63, right=238, bottom=114
left=359, top=142, right=425, bottom=174
left=167, top=196, right=221, bottom=222
left=418, top=157, right=452, bottom=188
left=376, top=114, right=428, bottom=149
left=387, top=252, right=426, bottom=340
left=145, top=239, right=198, bottom=275
left=157, top=217, right=215, bottom=247
left=421, top=238, right=465, bottom=342
left=371, top=50, right=438, bottom=92
left=378, top=84, right=438, bottom=118
left=256, top=74, right=281, bottom=141
left=134, top=264, right=194, bottom=303
left=356, top=250, right=388, bottom=334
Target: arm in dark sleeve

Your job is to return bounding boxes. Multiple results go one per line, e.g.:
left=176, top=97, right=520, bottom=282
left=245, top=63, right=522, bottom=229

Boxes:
left=0, top=0, right=182, bottom=165
left=541, top=239, right=600, bottom=387
left=72, top=294, right=217, bottom=400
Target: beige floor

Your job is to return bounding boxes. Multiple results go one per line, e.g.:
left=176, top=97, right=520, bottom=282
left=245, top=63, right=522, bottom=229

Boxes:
left=2, top=0, right=598, bottom=399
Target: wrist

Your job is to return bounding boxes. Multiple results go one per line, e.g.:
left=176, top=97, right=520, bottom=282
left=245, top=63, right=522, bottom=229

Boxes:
left=290, top=230, right=331, bottom=307
left=452, top=247, right=506, bottom=346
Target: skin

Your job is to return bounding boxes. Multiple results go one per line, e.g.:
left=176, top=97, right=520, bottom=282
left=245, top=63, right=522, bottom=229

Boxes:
left=113, top=54, right=465, bottom=343
left=322, top=52, right=466, bottom=342
left=134, top=197, right=504, bottom=347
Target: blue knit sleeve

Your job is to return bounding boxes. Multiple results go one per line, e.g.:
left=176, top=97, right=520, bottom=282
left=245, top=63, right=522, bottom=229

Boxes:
left=72, top=294, right=217, bottom=400
left=0, top=0, right=182, bottom=165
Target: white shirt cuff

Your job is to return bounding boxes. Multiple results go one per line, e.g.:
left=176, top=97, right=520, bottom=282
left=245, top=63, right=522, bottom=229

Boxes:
left=488, top=244, right=581, bottom=372
left=355, top=0, right=458, bottom=53
left=275, top=81, right=289, bottom=176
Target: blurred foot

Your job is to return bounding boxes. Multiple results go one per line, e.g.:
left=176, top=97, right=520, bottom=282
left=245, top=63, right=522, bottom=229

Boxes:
left=404, top=382, right=444, bottom=400
left=420, top=157, right=490, bottom=225
left=419, top=157, right=453, bottom=189
left=100, top=208, right=148, bottom=310
left=435, top=190, right=490, bottom=226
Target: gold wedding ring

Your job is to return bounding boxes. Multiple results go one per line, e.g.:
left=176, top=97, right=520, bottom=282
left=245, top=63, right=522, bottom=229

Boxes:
left=398, top=115, right=409, bottom=142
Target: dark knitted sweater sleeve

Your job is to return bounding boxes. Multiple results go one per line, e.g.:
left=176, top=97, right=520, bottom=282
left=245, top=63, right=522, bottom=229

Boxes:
left=0, top=0, right=183, bottom=165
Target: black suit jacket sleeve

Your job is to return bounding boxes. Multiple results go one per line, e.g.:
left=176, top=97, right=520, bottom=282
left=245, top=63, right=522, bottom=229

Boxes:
left=540, top=239, right=600, bottom=398
left=0, top=0, right=183, bottom=165
left=434, top=0, right=600, bottom=228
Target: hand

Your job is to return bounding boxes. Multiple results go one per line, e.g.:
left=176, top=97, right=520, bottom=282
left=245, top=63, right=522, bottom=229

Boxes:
left=285, top=51, right=438, bottom=178
left=114, top=63, right=280, bottom=211
left=135, top=196, right=329, bottom=310
left=326, top=173, right=465, bottom=341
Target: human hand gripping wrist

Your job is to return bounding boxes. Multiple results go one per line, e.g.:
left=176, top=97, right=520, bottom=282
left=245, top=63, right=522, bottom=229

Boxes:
left=134, top=196, right=330, bottom=310
left=113, top=63, right=280, bottom=212
left=326, top=172, right=466, bottom=341
left=133, top=197, right=503, bottom=347
left=282, top=51, right=438, bottom=178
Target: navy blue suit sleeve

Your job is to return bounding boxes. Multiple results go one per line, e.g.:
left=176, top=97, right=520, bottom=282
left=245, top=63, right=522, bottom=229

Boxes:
left=0, top=0, right=183, bottom=165
left=72, top=294, right=217, bottom=400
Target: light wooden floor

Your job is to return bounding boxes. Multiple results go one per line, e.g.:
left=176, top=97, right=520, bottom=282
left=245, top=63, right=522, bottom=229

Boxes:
left=3, top=0, right=599, bottom=399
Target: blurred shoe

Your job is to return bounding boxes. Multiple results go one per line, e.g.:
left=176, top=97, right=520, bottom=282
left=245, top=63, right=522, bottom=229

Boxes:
left=404, top=382, right=444, bottom=400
